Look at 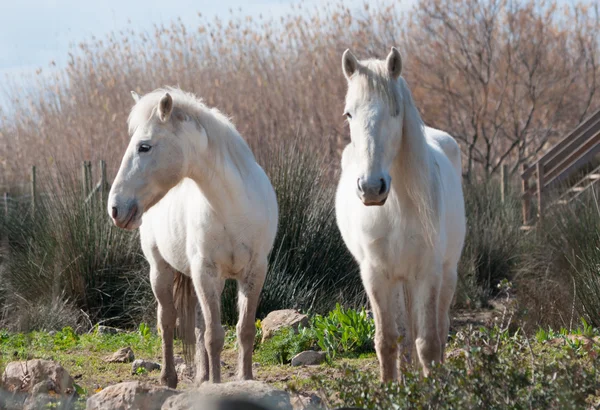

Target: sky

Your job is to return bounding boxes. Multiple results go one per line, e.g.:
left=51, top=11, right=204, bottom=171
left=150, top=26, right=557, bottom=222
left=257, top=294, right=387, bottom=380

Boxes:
left=0, top=0, right=416, bottom=82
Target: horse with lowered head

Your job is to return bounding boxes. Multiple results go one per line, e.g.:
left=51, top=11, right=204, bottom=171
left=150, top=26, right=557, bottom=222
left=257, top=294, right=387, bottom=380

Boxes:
left=336, top=47, right=466, bottom=381
left=108, top=88, right=278, bottom=387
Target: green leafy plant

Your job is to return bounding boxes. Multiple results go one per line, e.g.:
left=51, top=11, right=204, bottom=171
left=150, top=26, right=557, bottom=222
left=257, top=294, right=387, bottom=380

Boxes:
left=254, top=326, right=317, bottom=365
left=138, top=323, right=151, bottom=338
left=53, top=326, right=80, bottom=350
left=312, top=304, right=375, bottom=360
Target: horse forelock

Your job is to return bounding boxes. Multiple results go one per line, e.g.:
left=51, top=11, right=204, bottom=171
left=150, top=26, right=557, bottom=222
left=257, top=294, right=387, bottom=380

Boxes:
left=348, top=59, right=400, bottom=118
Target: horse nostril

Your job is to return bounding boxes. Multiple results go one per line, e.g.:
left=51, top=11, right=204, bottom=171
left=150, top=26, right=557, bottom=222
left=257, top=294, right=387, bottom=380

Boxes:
left=111, top=207, right=118, bottom=219
left=357, top=178, right=364, bottom=193
left=378, top=178, right=387, bottom=195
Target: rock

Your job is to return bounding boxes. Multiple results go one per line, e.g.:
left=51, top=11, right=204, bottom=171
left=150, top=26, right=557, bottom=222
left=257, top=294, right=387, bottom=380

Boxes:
left=104, top=347, right=135, bottom=363
left=291, top=393, right=323, bottom=410
left=161, top=380, right=292, bottom=410
left=291, top=351, right=326, bottom=367
left=174, top=356, right=194, bottom=381
left=86, top=381, right=179, bottom=410
left=97, top=325, right=124, bottom=335
left=132, top=359, right=161, bottom=374
left=261, top=310, right=309, bottom=342
left=30, top=379, right=55, bottom=395
left=1, top=359, right=74, bottom=394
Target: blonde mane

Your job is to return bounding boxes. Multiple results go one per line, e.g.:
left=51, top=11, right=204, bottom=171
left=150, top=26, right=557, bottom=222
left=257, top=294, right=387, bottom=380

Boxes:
left=128, top=87, right=255, bottom=176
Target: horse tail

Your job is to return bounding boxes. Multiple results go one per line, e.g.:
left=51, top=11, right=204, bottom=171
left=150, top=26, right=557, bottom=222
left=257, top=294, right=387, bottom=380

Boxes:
left=173, top=270, right=197, bottom=364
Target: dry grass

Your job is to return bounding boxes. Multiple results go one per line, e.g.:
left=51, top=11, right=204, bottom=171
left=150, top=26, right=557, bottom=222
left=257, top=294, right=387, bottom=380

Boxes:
left=1, top=0, right=598, bottom=188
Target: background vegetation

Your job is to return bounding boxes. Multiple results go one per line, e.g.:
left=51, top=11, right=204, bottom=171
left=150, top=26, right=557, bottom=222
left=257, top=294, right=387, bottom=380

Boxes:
left=0, top=0, right=599, bottom=338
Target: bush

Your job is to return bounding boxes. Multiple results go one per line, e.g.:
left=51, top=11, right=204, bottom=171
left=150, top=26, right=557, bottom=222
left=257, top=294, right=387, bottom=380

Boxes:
left=0, top=145, right=363, bottom=331
left=0, top=170, right=152, bottom=331
left=311, top=325, right=600, bottom=409
left=455, top=179, right=523, bottom=309
left=254, top=326, right=318, bottom=365
left=313, top=303, right=374, bottom=360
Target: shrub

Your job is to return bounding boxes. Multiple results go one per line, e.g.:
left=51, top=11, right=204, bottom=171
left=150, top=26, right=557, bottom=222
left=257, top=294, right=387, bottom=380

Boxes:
left=312, top=303, right=374, bottom=360
left=311, top=326, right=600, bottom=409
left=544, top=190, right=600, bottom=328
left=455, top=179, right=523, bottom=309
left=254, top=326, right=318, bottom=365
left=0, top=170, right=152, bottom=331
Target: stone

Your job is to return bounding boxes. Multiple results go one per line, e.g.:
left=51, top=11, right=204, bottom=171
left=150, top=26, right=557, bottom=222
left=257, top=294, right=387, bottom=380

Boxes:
left=1, top=359, right=74, bottom=395
left=261, top=310, right=309, bottom=342
left=97, top=325, right=124, bottom=335
left=161, top=380, right=292, bottom=410
left=174, top=356, right=194, bottom=381
left=86, top=381, right=179, bottom=410
left=291, top=393, right=323, bottom=410
left=290, top=351, right=326, bottom=367
left=132, top=359, right=161, bottom=374
left=104, top=347, right=135, bottom=363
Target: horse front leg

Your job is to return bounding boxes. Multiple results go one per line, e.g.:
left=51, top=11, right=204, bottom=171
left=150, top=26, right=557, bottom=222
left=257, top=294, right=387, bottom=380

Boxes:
left=394, top=281, right=414, bottom=377
left=411, top=266, right=443, bottom=377
left=149, top=262, right=178, bottom=388
left=191, top=260, right=225, bottom=383
left=236, top=259, right=267, bottom=380
left=361, top=263, right=399, bottom=382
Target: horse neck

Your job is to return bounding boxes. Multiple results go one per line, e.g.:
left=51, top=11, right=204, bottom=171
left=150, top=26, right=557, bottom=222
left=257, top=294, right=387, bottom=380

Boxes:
left=187, top=111, right=255, bottom=215
left=391, top=80, right=438, bottom=242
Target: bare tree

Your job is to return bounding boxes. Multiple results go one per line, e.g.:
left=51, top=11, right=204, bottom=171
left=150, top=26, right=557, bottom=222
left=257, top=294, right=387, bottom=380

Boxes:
left=404, top=0, right=600, bottom=180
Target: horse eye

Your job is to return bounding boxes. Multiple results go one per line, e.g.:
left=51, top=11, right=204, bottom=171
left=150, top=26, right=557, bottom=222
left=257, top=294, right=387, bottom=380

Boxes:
left=138, top=144, right=152, bottom=153
left=343, top=112, right=352, bottom=119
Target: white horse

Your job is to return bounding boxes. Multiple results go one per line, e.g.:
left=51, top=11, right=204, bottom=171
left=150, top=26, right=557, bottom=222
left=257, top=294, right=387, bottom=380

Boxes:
left=336, top=47, right=466, bottom=381
left=108, top=88, right=278, bottom=387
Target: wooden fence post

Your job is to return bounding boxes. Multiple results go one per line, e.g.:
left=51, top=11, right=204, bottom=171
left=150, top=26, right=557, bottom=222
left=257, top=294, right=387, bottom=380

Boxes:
left=82, top=161, right=93, bottom=200
left=500, top=164, right=508, bottom=204
left=536, top=162, right=544, bottom=224
left=522, top=163, right=530, bottom=225
left=30, top=166, right=37, bottom=215
left=99, top=160, right=107, bottom=206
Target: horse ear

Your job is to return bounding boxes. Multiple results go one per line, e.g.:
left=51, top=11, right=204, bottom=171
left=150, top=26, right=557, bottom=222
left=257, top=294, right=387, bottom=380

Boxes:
left=342, top=49, right=359, bottom=80
left=386, top=47, right=402, bottom=79
left=158, top=92, right=173, bottom=122
left=131, top=91, right=140, bottom=103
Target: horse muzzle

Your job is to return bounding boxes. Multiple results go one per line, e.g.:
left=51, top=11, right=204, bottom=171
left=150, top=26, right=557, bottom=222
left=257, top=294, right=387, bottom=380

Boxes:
left=109, top=201, right=141, bottom=230
left=356, top=175, right=390, bottom=206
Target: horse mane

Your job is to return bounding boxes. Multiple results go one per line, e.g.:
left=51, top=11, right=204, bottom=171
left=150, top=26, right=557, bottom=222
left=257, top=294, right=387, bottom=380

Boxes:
left=355, top=60, right=440, bottom=245
left=128, top=87, right=255, bottom=177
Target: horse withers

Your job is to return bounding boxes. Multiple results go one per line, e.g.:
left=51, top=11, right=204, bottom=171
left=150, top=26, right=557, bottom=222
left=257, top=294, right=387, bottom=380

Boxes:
left=335, top=47, right=466, bottom=381
left=108, top=88, right=278, bottom=387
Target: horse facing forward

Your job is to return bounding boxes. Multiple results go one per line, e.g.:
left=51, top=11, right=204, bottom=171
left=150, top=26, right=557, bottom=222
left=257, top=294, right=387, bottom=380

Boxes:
left=336, top=47, right=466, bottom=381
left=108, top=88, right=278, bottom=387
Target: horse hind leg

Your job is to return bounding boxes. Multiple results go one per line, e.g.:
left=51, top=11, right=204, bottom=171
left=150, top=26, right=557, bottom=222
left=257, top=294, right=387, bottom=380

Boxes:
left=362, top=263, right=399, bottom=382
left=438, top=263, right=458, bottom=362
left=236, top=260, right=267, bottom=380
left=191, top=261, right=226, bottom=383
left=194, top=299, right=209, bottom=384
